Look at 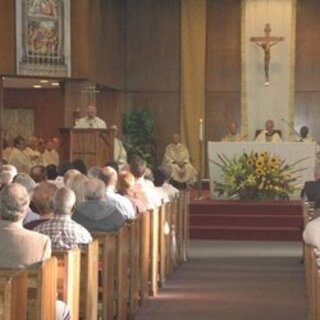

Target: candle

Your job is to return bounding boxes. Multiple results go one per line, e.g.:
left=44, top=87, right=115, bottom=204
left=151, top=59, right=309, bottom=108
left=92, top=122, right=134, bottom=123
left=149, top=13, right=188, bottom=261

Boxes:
left=199, top=118, right=204, bottom=142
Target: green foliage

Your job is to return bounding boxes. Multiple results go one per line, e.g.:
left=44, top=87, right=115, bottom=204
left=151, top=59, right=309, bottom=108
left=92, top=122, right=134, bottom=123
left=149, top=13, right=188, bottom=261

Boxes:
left=213, top=151, right=307, bottom=201
left=123, top=109, right=156, bottom=167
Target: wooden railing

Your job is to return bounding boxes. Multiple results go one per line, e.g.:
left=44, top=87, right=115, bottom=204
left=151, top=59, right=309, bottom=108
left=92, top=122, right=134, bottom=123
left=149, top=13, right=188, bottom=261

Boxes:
left=0, top=190, right=190, bottom=319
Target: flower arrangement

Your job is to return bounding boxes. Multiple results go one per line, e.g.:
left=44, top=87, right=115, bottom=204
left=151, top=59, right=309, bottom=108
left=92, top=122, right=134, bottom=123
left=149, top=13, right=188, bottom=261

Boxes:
left=213, top=151, right=306, bottom=201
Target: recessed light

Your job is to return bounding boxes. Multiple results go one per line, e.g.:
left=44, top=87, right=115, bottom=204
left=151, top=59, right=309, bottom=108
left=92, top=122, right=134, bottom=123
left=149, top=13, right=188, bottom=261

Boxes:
left=51, top=82, right=60, bottom=86
left=33, top=85, right=42, bottom=88
left=40, top=79, right=49, bottom=83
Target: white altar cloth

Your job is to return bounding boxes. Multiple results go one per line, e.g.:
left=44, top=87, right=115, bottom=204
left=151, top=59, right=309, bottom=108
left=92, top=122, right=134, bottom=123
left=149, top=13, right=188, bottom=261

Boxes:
left=208, top=142, right=316, bottom=199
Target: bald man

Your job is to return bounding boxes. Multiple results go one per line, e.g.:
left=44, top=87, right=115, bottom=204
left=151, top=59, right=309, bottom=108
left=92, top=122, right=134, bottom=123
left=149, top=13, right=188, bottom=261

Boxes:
left=74, top=105, right=107, bottom=129
left=221, top=122, right=246, bottom=142
left=255, top=119, right=282, bottom=143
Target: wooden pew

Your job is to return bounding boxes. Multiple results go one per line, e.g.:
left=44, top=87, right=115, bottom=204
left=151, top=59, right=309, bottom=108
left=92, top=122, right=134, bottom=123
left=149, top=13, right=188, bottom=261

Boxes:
left=117, top=224, right=130, bottom=320
left=150, top=207, right=160, bottom=296
left=128, top=216, right=141, bottom=319
left=159, top=203, right=168, bottom=287
left=92, top=231, right=117, bottom=320
left=0, top=270, right=27, bottom=320
left=52, top=248, right=81, bottom=320
left=80, top=240, right=99, bottom=320
left=27, top=257, right=57, bottom=320
left=139, top=211, right=151, bottom=304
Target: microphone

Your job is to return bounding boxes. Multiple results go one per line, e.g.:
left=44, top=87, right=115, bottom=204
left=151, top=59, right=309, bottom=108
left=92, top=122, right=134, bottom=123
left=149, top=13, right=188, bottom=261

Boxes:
left=281, top=118, right=302, bottom=141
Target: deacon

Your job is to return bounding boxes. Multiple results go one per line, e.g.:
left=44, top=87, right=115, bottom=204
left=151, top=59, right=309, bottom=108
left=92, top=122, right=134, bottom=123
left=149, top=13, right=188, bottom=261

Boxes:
left=221, top=121, right=246, bottom=142
left=255, top=119, right=282, bottom=143
left=74, top=104, right=107, bottom=129
left=163, top=134, right=197, bottom=188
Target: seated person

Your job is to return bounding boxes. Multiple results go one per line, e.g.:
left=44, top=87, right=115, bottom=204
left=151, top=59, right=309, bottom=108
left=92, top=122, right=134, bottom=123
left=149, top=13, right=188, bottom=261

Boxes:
left=0, top=183, right=70, bottom=319
left=34, top=187, right=92, bottom=250
left=99, top=166, right=135, bottom=219
left=303, top=216, right=320, bottom=249
left=24, top=182, right=58, bottom=230
left=117, top=171, right=147, bottom=215
left=130, top=156, right=162, bottom=210
left=300, top=165, right=320, bottom=209
left=221, top=121, right=246, bottom=142
left=255, top=119, right=282, bottom=143
left=110, top=125, right=128, bottom=171
left=8, top=136, right=33, bottom=174
left=163, top=134, right=197, bottom=188
left=73, top=178, right=125, bottom=232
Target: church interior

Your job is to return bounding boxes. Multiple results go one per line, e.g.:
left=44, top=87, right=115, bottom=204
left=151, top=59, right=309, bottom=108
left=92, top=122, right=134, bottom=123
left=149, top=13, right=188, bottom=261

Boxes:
left=1, top=0, right=320, bottom=319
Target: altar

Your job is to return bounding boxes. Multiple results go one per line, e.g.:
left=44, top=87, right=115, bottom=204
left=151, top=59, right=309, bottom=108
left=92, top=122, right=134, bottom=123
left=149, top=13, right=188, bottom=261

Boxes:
left=208, top=142, right=316, bottom=200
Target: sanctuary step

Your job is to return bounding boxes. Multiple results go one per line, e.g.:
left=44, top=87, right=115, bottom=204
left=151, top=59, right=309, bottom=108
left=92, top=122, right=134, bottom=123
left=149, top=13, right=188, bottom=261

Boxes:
left=189, top=191, right=303, bottom=241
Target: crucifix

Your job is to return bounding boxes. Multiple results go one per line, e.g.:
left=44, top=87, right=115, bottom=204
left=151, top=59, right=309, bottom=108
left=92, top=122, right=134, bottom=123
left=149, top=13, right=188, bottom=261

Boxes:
left=250, top=23, right=284, bottom=85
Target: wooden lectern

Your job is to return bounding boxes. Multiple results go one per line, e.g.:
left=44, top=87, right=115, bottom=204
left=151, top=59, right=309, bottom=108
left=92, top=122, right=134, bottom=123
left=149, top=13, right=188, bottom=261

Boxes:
left=59, top=129, right=114, bottom=168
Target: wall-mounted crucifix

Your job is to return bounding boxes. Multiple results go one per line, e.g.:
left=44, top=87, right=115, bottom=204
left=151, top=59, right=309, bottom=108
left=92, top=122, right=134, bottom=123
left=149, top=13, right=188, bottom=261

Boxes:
left=250, top=23, right=284, bottom=85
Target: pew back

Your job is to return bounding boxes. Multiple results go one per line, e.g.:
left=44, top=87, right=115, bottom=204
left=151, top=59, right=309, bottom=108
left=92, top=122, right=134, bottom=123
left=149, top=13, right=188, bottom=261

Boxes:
left=0, top=270, right=27, bottom=320
left=52, top=248, right=81, bottom=320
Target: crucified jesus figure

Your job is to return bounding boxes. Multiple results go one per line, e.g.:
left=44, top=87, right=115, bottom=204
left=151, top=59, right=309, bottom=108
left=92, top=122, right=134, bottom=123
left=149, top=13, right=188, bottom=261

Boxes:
left=250, top=24, right=284, bottom=84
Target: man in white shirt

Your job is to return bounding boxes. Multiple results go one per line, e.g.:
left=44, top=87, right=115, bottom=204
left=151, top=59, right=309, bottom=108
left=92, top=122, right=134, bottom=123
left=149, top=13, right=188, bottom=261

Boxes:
left=74, top=105, right=107, bottom=129
left=99, top=166, right=135, bottom=220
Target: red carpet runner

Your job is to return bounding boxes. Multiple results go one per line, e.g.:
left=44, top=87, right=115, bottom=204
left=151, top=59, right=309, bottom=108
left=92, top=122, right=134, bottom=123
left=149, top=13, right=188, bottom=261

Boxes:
left=189, top=191, right=303, bottom=241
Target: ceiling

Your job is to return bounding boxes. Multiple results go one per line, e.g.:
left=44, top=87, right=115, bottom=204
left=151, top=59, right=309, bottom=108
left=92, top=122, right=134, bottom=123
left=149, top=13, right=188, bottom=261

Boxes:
left=2, top=77, right=62, bottom=89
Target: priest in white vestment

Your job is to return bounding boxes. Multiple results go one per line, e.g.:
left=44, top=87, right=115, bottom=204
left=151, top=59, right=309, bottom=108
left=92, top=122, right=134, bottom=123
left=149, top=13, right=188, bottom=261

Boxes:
left=163, top=134, right=197, bottom=186
left=8, top=136, right=33, bottom=174
left=74, top=105, right=107, bottom=129
left=255, top=119, right=282, bottom=143
left=110, top=125, right=127, bottom=171
left=221, top=121, right=246, bottom=142
left=42, top=139, right=59, bottom=166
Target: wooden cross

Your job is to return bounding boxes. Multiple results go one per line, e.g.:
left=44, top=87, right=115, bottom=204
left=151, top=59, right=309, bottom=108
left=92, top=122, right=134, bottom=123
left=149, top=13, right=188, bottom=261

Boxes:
left=250, top=23, right=284, bottom=85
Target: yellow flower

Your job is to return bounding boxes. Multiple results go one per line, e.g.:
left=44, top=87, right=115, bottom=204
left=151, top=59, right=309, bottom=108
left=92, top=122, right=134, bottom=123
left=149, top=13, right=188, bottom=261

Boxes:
left=256, top=168, right=265, bottom=176
left=247, top=159, right=254, bottom=166
left=256, top=159, right=264, bottom=168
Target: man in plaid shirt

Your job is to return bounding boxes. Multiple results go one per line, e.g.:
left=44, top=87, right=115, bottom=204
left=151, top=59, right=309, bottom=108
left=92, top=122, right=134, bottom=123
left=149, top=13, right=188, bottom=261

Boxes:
left=34, top=187, right=92, bottom=250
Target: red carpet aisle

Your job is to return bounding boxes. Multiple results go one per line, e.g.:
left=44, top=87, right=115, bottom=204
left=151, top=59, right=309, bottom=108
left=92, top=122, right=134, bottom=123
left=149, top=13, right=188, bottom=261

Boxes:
left=189, top=191, right=303, bottom=241
left=135, top=241, right=308, bottom=320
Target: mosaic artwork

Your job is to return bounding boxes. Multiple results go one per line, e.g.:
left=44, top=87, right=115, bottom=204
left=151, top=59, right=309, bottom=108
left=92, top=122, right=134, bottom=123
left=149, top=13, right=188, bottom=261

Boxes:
left=16, top=0, right=71, bottom=77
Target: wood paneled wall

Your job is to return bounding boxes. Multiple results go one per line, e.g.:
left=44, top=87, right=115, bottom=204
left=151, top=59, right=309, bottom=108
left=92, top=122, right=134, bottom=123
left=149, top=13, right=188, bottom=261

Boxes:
left=295, top=0, right=320, bottom=141
left=4, top=89, right=64, bottom=140
left=205, top=0, right=242, bottom=142
left=0, top=2, right=15, bottom=75
left=125, top=0, right=180, bottom=164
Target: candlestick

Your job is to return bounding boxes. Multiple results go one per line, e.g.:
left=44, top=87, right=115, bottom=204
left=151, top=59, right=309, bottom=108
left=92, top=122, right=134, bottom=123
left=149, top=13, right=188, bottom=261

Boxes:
left=199, top=118, right=204, bottom=142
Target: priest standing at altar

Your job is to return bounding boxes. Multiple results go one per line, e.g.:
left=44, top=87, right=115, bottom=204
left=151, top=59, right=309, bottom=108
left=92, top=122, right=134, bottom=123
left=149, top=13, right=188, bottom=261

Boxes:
left=255, top=119, right=282, bottom=143
left=74, top=105, right=107, bottom=129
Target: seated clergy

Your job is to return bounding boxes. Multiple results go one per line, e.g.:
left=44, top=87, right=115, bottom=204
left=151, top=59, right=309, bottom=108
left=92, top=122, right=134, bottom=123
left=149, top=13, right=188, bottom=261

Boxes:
left=8, top=136, right=33, bottom=174
left=221, top=121, right=246, bottom=142
left=73, top=178, right=125, bottom=232
left=34, top=187, right=92, bottom=250
left=110, top=125, right=128, bottom=171
left=255, top=119, right=282, bottom=143
left=163, top=134, right=197, bottom=187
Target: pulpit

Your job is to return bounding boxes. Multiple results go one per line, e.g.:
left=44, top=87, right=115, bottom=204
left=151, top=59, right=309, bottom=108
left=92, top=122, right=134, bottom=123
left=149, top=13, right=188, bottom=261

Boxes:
left=59, top=128, right=114, bottom=168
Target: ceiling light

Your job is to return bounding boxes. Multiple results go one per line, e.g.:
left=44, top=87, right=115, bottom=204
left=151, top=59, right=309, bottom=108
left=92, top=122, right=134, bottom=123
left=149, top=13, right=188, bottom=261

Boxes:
left=51, top=82, right=60, bottom=86
left=40, top=79, right=49, bottom=83
left=33, top=85, right=42, bottom=88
